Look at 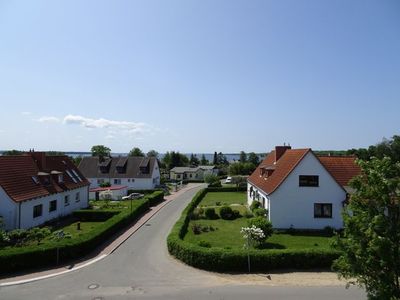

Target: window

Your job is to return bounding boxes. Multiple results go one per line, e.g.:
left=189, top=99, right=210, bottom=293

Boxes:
left=31, top=176, right=40, bottom=184
left=71, top=169, right=83, bottom=182
left=97, top=179, right=104, bottom=184
left=66, top=170, right=78, bottom=183
left=314, top=203, right=332, bottom=218
left=131, top=178, right=135, bottom=182
left=33, top=204, right=43, bottom=218
left=64, top=195, right=70, bottom=206
left=58, top=174, right=64, bottom=183
left=299, top=175, right=319, bottom=187
left=114, top=179, right=121, bottom=185
left=75, top=192, right=80, bottom=202
left=49, top=200, right=57, bottom=212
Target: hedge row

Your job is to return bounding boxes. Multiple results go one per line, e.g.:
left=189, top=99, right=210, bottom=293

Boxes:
left=73, top=210, right=118, bottom=221
left=127, top=188, right=163, bottom=195
left=206, top=186, right=247, bottom=192
left=167, top=188, right=340, bottom=272
left=0, top=191, right=164, bottom=274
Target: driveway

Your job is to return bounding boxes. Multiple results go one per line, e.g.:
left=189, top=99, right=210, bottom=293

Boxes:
left=0, top=185, right=365, bottom=299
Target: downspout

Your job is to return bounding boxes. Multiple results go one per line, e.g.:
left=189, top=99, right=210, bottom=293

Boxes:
left=18, top=202, right=21, bottom=229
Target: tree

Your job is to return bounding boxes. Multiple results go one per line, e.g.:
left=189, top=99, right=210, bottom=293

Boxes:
left=91, top=145, right=111, bottom=158
left=229, top=162, right=256, bottom=175
left=46, top=151, right=65, bottom=156
left=189, top=153, right=200, bottom=166
left=213, top=152, right=218, bottom=165
left=248, top=152, right=260, bottom=165
left=146, top=150, right=159, bottom=158
left=71, top=155, right=83, bottom=166
left=333, top=157, right=400, bottom=299
left=239, top=151, right=247, bottom=163
left=217, top=152, right=229, bottom=166
left=129, top=147, right=145, bottom=157
left=162, top=151, right=189, bottom=170
left=200, top=154, right=209, bottom=165
left=2, top=150, right=23, bottom=155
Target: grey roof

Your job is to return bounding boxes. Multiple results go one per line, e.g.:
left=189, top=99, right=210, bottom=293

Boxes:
left=170, top=165, right=217, bottom=173
left=79, top=156, right=157, bottom=179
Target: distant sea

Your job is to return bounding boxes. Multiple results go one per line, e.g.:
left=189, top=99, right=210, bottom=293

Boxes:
left=0, top=151, right=265, bottom=163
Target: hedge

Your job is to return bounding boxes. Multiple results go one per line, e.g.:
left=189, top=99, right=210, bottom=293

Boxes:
left=206, top=186, right=247, bottom=192
left=73, top=210, right=119, bottom=221
left=127, top=188, right=163, bottom=195
left=167, top=188, right=340, bottom=272
left=0, top=191, right=164, bottom=274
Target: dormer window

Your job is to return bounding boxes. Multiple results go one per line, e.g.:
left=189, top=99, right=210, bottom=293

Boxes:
left=31, top=176, right=40, bottom=184
left=58, top=174, right=64, bottom=183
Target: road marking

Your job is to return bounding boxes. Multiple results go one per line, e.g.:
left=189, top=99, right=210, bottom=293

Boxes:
left=0, top=254, right=107, bottom=287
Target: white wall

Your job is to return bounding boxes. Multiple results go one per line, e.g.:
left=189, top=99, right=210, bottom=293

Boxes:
left=89, top=161, right=160, bottom=190
left=0, top=187, right=18, bottom=230
left=18, top=186, right=89, bottom=230
left=269, top=152, right=346, bottom=229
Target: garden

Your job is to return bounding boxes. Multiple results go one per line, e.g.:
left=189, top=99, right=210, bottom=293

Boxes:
left=0, top=191, right=164, bottom=273
left=168, top=187, right=340, bottom=272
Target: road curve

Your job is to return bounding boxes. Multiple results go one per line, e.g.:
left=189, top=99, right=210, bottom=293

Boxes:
left=0, top=185, right=365, bottom=299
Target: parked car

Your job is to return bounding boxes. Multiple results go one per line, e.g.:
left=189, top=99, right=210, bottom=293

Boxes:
left=225, top=176, right=232, bottom=184
left=122, top=193, right=144, bottom=200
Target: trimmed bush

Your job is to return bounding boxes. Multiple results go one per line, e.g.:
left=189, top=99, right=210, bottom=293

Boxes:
left=219, top=206, right=237, bottom=220
left=208, top=181, right=222, bottom=188
left=73, top=210, right=118, bottom=221
left=0, top=191, right=164, bottom=274
left=167, top=188, right=341, bottom=273
left=205, top=208, right=219, bottom=220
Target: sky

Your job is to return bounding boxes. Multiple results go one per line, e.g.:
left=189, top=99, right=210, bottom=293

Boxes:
left=0, top=0, right=399, bottom=153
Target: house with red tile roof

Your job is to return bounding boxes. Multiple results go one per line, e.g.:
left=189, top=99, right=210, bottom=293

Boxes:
left=0, top=152, right=90, bottom=230
left=247, top=146, right=361, bottom=230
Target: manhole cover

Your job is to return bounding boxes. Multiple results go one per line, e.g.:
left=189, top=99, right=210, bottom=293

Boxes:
left=92, top=297, right=104, bottom=300
left=145, top=224, right=151, bottom=226
left=88, top=283, right=100, bottom=290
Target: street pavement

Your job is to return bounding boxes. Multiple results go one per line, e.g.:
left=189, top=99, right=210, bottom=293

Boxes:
left=0, top=185, right=365, bottom=299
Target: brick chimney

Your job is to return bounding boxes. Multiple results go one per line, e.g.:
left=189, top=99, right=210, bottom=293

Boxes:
left=275, top=145, right=291, bottom=162
left=30, top=151, right=47, bottom=171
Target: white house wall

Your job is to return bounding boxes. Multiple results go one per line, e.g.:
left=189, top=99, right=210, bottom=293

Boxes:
left=0, top=187, right=18, bottom=230
left=270, top=152, right=346, bottom=229
left=18, top=186, right=89, bottom=230
left=89, top=161, right=160, bottom=190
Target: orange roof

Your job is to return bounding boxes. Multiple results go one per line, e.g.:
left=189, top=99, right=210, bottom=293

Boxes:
left=0, top=153, right=89, bottom=203
left=317, top=156, right=361, bottom=186
left=248, top=149, right=310, bottom=194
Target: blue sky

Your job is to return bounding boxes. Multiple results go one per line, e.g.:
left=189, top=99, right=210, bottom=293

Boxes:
left=0, top=0, right=399, bottom=153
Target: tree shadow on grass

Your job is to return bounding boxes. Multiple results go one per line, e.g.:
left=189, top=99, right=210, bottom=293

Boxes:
left=257, top=242, right=286, bottom=250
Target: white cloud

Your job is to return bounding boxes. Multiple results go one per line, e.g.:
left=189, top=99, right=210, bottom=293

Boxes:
left=36, top=116, right=60, bottom=123
left=63, top=115, right=148, bottom=134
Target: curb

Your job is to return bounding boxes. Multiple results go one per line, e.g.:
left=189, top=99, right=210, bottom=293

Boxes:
left=0, top=184, right=203, bottom=287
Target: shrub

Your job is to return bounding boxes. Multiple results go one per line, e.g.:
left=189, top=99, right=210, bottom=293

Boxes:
left=73, top=210, right=118, bottom=221
left=233, top=210, right=241, bottom=219
left=27, top=227, right=51, bottom=245
left=198, top=240, right=211, bottom=248
left=253, top=208, right=268, bottom=217
left=167, top=188, right=340, bottom=273
left=243, top=210, right=254, bottom=218
left=247, top=217, right=273, bottom=241
left=323, top=226, right=335, bottom=236
left=208, top=181, right=222, bottom=188
left=0, top=193, right=156, bottom=273
left=250, top=201, right=261, bottom=211
left=205, top=208, right=219, bottom=220
left=215, top=201, right=221, bottom=206
left=8, top=229, right=29, bottom=246
left=219, top=206, right=236, bottom=220
left=192, top=223, right=202, bottom=235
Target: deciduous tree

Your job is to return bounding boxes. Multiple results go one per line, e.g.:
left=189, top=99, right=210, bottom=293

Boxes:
left=333, top=157, right=400, bottom=299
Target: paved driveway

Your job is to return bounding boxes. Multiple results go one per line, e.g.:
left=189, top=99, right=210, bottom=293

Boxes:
left=0, top=185, right=365, bottom=299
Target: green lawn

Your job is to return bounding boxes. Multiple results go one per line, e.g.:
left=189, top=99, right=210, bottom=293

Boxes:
left=184, top=218, right=334, bottom=250
left=199, top=192, right=247, bottom=207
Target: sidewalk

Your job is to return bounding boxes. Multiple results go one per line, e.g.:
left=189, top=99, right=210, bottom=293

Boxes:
left=0, top=183, right=202, bottom=287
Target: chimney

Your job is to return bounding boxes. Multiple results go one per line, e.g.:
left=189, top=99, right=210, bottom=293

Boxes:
left=30, top=151, right=47, bottom=171
left=275, top=145, right=291, bottom=162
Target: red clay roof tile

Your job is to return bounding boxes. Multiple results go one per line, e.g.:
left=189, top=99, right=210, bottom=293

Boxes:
left=0, top=153, right=89, bottom=203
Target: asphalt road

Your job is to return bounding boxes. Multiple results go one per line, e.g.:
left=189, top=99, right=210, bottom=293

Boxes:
left=0, top=185, right=365, bottom=299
